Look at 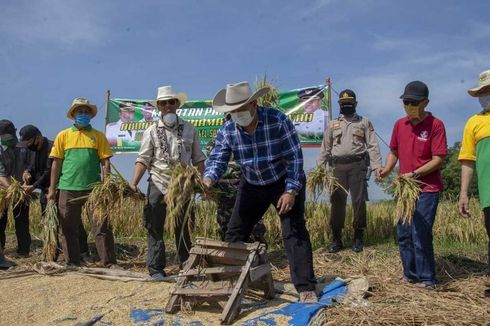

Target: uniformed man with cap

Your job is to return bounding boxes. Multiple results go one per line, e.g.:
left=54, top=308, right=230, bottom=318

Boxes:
left=294, top=87, right=327, bottom=139
left=318, top=89, right=382, bottom=253
left=106, top=101, right=137, bottom=147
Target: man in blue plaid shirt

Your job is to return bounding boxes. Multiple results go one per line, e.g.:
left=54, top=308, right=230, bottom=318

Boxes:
left=203, top=81, right=317, bottom=304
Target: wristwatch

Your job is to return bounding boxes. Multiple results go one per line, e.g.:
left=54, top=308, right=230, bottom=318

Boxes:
left=411, top=171, right=420, bottom=179
left=285, top=189, right=298, bottom=196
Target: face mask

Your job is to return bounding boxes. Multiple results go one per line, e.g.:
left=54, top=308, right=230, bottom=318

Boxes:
left=75, top=113, right=91, bottom=127
left=404, top=104, right=423, bottom=120
left=0, top=134, right=17, bottom=148
left=339, top=103, right=356, bottom=116
left=479, top=94, right=490, bottom=111
left=161, top=112, right=178, bottom=128
left=231, top=110, right=254, bottom=126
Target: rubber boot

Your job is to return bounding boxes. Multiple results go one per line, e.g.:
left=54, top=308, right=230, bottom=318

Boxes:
left=353, top=229, right=364, bottom=253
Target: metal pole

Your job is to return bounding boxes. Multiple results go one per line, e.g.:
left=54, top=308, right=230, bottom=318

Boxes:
left=326, top=78, right=332, bottom=122
left=104, top=90, right=110, bottom=134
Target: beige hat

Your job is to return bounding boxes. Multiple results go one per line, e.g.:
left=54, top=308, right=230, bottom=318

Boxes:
left=468, top=69, right=490, bottom=97
left=66, top=97, right=97, bottom=120
left=212, top=81, right=270, bottom=113
left=150, top=86, right=187, bottom=108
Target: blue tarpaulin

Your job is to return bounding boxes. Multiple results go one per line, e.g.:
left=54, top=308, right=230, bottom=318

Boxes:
left=242, top=279, right=347, bottom=326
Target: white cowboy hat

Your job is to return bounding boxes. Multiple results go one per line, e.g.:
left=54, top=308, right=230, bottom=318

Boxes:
left=66, top=97, right=98, bottom=120
left=150, top=86, right=187, bottom=108
left=468, top=69, right=490, bottom=97
left=212, top=81, right=270, bottom=113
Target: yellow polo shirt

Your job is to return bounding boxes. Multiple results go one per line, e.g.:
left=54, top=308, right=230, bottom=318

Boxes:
left=50, top=125, right=112, bottom=191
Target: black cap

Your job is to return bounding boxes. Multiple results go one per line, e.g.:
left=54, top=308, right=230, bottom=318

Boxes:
left=400, top=81, right=429, bottom=101
left=298, top=87, right=325, bottom=100
left=338, top=89, right=356, bottom=102
left=19, top=125, right=41, bottom=142
left=0, top=120, right=16, bottom=136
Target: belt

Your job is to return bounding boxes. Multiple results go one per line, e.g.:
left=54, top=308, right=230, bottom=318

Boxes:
left=332, top=153, right=367, bottom=164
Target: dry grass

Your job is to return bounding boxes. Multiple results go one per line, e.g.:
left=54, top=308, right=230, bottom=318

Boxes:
left=255, top=74, right=279, bottom=107
left=306, top=164, right=347, bottom=198
left=41, top=201, right=58, bottom=262
left=0, top=178, right=31, bottom=214
left=390, top=175, right=422, bottom=225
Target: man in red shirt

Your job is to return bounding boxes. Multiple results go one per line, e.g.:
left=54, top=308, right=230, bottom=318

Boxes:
left=378, top=81, right=447, bottom=288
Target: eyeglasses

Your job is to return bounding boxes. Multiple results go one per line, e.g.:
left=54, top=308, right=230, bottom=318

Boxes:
left=403, top=99, right=421, bottom=106
left=157, top=99, right=178, bottom=106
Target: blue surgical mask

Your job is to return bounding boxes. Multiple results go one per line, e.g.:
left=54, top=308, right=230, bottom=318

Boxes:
left=75, top=113, right=91, bottom=127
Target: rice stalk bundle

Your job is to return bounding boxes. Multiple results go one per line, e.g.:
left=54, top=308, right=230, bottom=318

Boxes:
left=42, top=201, right=58, bottom=261
left=255, top=74, right=279, bottom=108
left=1, top=177, right=31, bottom=213
left=391, top=175, right=422, bottom=225
left=164, top=162, right=208, bottom=235
left=85, top=164, right=144, bottom=225
left=306, top=164, right=347, bottom=197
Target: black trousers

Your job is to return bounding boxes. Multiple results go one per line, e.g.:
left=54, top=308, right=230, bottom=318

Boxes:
left=330, top=160, right=368, bottom=232
left=0, top=202, right=31, bottom=254
left=225, top=177, right=316, bottom=292
left=144, top=180, right=192, bottom=275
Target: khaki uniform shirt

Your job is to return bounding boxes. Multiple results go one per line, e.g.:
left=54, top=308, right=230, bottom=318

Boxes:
left=136, top=118, right=206, bottom=194
left=318, top=113, right=382, bottom=168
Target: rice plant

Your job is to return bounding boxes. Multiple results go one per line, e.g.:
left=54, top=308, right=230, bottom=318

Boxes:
left=42, top=201, right=58, bottom=261
left=255, top=74, right=279, bottom=108
left=390, top=176, right=422, bottom=225
left=306, top=164, right=347, bottom=198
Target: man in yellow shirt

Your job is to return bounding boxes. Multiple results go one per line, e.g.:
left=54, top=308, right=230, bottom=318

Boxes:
left=458, top=69, right=490, bottom=297
left=47, top=98, right=116, bottom=267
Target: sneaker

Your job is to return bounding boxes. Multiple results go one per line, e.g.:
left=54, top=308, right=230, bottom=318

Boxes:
left=108, top=264, right=124, bottom=270
left=150, top=272, right=167, bottom=281
left=401, top=276, right=417, bottom=284
left=11, top=252, right=30, bottom=258
left=328, top=240, right=343, bottom=253
left=299, top=291, right=319, bottom=304
left=414, top=282, right=436, bottom=289
left=352, top=238, right=364, bottom=253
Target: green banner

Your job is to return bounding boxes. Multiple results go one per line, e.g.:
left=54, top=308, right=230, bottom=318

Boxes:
left=106, top=85, right=329, bottom=153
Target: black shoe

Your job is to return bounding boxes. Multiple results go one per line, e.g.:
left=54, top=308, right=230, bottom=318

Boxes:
left=353, top=238, right=364, bottom=253
left=328, top=240, right=343, bottom=253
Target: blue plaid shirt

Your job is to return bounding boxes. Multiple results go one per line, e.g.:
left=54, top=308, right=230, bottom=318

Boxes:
left=204, top=107, right=305, bottom=191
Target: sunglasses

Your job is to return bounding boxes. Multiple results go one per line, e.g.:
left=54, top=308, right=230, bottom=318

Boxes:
left=157, top=99, right=178, bottom=106
left=403, top=99, right=422, bottom=106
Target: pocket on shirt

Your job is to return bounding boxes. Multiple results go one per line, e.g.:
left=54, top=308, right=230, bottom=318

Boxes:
left=352, top=127, right=365, bottom=145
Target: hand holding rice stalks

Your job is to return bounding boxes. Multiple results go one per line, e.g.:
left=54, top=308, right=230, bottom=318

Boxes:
left=42, top=201, right=59, bottom=261
left=307, top=164, right=347, bottom=197
left=391, top=175, right=422, bottom=225
left=85, top=164, right=145, bottom=225
left=0, top=177, right=32, bottom=214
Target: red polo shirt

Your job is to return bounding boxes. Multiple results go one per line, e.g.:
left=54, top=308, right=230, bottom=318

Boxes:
left=389, top=113, right=448, bottom=192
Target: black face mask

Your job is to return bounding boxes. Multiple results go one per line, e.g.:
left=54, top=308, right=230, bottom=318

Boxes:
left=27, top=142, right=39, bottom=151
left=340, top=104, right=356, bottom=116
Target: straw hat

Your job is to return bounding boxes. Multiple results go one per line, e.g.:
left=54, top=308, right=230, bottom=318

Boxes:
left=212, top=81, right=270, bottom=113
left=66, top=98, right=97, bottom=120
left=468, top=69, right=490, bottom=97
left=150, top=86, right=187, bottom=108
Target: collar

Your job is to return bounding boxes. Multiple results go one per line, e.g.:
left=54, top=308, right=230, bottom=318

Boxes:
left=71, top=124, right=93, bottom=131
left=403, top=112, right=432, bottom=125
left=338, top=113, right=361, bottom=122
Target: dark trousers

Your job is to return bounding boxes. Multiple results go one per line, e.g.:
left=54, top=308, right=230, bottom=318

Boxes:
left=483, top=207, right=490, bottom=274
left=216, top=194, right=266, bottom=242
left=0, top=202, right=31, bottom=254
left=40, top=189, right=89, bottom=254
left=397, top=192, right=439, bottom=285
left=330, top=160, right=368, bottom=234
left=225, top=177, right=316, bottom=292
left=144, top=180, right=192, bottom=275
left=58, top=190, right=116, bottom=266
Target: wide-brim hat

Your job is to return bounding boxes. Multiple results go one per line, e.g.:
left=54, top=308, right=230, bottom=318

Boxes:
left=66, top=97, right=98, bottom=120
left=212, top=81, right=270, bottom=113
left=468, top=69, right=490, bottom=97
left=150, top=86, right=187, bottom=108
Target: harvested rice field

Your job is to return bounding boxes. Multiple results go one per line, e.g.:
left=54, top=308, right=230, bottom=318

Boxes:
left=1, top=237, right=488, bottom=325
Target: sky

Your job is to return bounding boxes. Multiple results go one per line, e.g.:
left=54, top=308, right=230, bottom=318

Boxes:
left=1, top=0, right=489, bottom=200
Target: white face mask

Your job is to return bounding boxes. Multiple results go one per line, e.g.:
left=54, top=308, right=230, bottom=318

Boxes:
left=478, top=94, right=490, bottom=111
left=161, top=112, right=178, bottom=128
left=231, top=110, right=254, bottom=126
